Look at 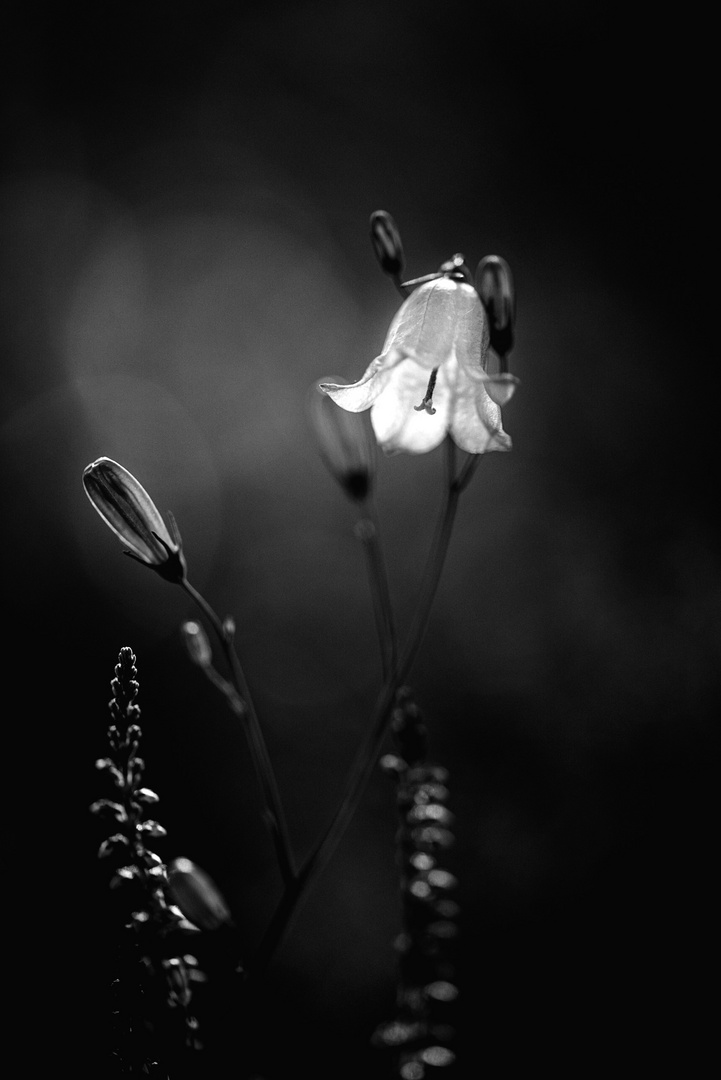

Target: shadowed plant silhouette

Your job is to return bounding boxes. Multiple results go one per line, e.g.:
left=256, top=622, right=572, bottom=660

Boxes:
left=374, top=690, right=459, bottom=1078
left=92, top=647, right=209, bottom=1075
left=86, top=210, right=518, bottom=1078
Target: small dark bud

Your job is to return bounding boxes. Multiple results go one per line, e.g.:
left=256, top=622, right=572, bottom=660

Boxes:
left=475, top=255, right=515, bottom=357
left=135, top=787, right=160, bottom=804
left=98, top=834, right=130, bottom=858
left=370, top=210, right=405, bottom=277
left=137, top=820, right=167, bottom=839
left=89, top=799, right=128, bottom=823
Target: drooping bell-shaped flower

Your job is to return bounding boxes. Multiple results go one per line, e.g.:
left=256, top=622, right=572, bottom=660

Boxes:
left=83, top=457, right=186, bottom=583
left=320, top=257, right=517, bottom=455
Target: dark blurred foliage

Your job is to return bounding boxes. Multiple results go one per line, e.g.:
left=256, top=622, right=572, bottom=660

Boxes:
left=1, top=2, right=715, bottom=1076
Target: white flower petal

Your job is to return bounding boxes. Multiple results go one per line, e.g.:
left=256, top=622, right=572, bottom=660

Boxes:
left=371, top=360, right=451, bottom=454
left=382, top=278, right=484, bottom=373
left=320, top=348, right=405, bottom=412
left=450, top=284, right=490, bottom=375
left=448, top=372, right=512, bottom=454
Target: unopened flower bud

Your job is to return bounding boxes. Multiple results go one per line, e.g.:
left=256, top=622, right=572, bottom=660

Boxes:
left=475, top=255, right=515, bottom=358
left=307, top=379, right=376, bottom=501
left=181, top=620, right=212, bottom=668
left=167, top=857, right=232, bottom=931
left=482, top=372, right=519, bottom=407
left=370, top=210, right=405, bottom=278
left=83, top=457, right=186, bottom=583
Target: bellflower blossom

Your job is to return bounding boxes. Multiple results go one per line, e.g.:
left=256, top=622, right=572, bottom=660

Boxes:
left=320, top=257, right=517, bottom=455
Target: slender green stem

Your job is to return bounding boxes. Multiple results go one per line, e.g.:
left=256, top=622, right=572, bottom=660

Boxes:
left=181, top=579, right=296, bottom=886
left=393, top=274, right=411, bottom=299
left=355, top=495, right=398, bottom=681
left=251, top=438, right=475, bottom=977
left=454, top=450, right=481, bottom=493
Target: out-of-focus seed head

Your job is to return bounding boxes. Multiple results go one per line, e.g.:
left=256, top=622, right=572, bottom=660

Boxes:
left=307, top=379, right=376, bottom=501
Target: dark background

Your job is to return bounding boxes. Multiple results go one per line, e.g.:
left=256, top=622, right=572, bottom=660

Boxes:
left=2, top=2, right=715, bottom=1076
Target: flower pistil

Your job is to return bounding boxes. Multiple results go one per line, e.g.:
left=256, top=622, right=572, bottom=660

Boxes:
left=414, top=368, right=439, bottom=415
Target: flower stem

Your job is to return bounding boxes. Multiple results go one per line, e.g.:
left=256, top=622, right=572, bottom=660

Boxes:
left=453, top=450, right=481, bottom=493
left=250, top=438, right=472, bottom=976
left=181, top=579, right=296, bottom=887
left=355, top=495, right=398, bottom=682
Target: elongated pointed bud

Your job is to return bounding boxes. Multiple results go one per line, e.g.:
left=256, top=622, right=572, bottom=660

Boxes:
left=167, top=857, right=233, bottom=931
left=370, top=210, right=405, bottom=278
left=83, top=457, right=186, bottom=583
left=307, top=379, right=376, bottom=501
left=475, top=255, right=515, bottom=358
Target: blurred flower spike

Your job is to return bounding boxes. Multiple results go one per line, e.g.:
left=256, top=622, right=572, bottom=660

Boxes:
left=307, top=380, right=376, bottom=501
left=83, top=457, right=187, bottom=583
left=167, top=857, right=233, bottom=932
left=320, top=261, right=516, bottom=455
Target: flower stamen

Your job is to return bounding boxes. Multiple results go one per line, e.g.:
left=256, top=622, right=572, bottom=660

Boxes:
left=414, top=368, right=439, bottom=415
